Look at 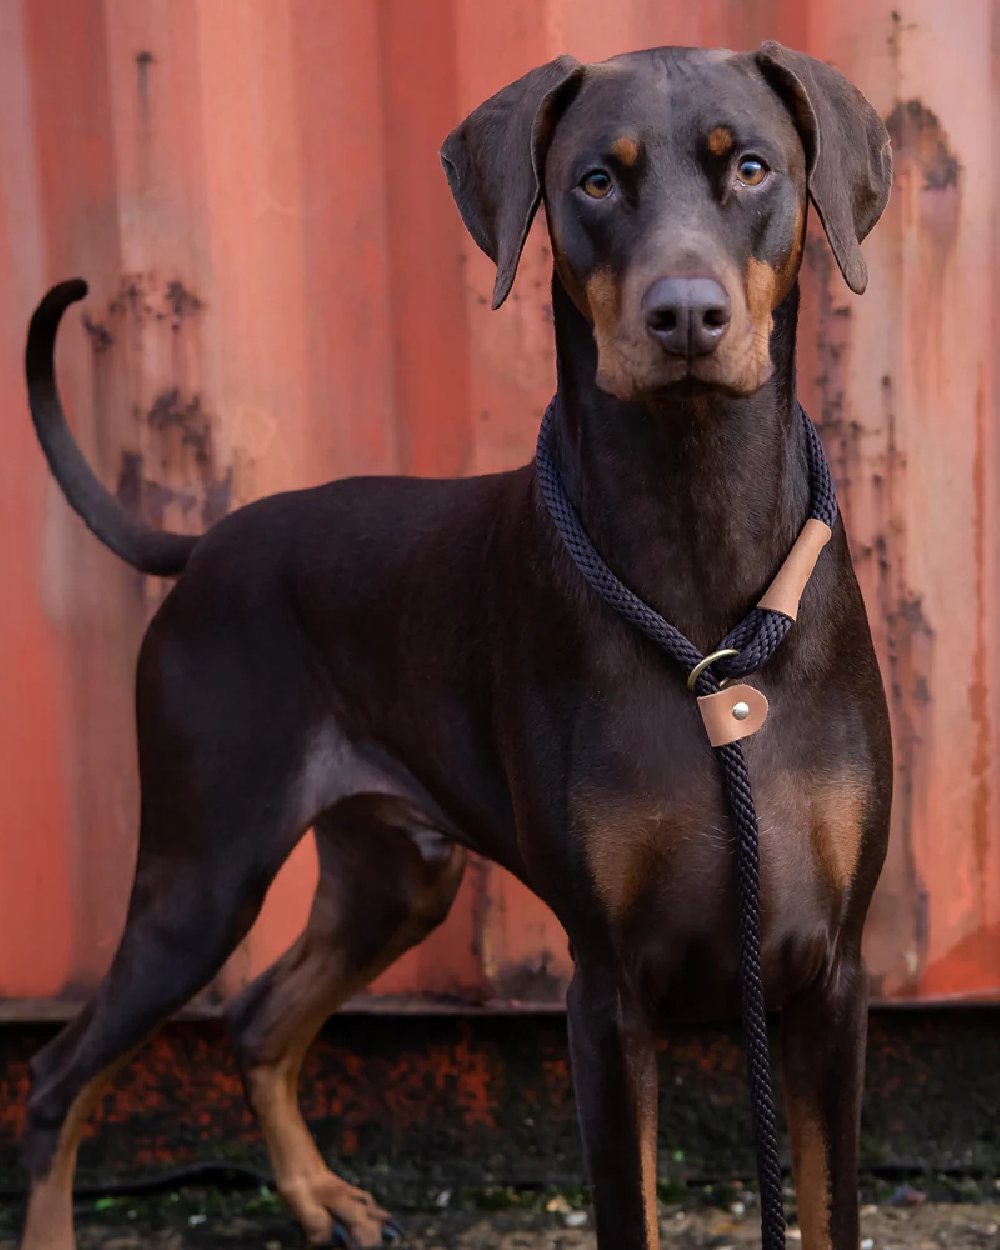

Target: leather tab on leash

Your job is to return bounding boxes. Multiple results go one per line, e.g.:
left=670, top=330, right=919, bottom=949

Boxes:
left=535, top=396, right=838, bottom=1250
left=698, top=683, right=769, bottom=747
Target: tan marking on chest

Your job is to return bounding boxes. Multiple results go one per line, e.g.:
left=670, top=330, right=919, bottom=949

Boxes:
left=810, top=777, right=867, bottom=891
left=610, top=135, right=640, bottom=166
left=586, top=816, right=663, bottom=917
left=707, top=126, right=735, bottom=157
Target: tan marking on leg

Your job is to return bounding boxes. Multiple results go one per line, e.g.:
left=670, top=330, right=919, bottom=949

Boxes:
left=637, top=1066, right=660, bottom=1248
left=610, top=135, right=640, bottom=166
left=240, top=840, right=464, bottom=1245
left=707, top=126, right=734, bottom=157
left=786, top=1098, right=833, bottom=1250
left=248, top=1056, right=392, bottom=1246
left=811, top=778, right=867, bottom=892
left=22, top=1064, right=123, bottom=1250
left=244, top=927, right=402, bottom=1245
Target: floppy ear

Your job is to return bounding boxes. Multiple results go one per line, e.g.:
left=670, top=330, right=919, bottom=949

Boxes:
left=756, top=41, right=892, bottom=294
left=440, top=56, right=584, bottom=309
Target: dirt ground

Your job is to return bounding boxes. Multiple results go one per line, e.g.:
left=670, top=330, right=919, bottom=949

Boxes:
left=2, top=1190, right=998, bottom=1249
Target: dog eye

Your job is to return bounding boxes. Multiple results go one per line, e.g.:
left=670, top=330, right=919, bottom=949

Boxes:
left=581, top=169, right=614, bottom=199
left=736, top=155, right=769, bottom=187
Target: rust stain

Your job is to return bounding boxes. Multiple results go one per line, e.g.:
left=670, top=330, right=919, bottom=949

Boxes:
left=489, top=951, right=566, bottom=1002
left=806, top=240, right=931, bottom=995
left=88, top=274, right=233, bottom=537
left=164, top=278, right=205, bottom=329
left=82, top=313, right=113, bottom=353
left=885, top=99, right=961, bottom=191
left=135, top=50, right=156, bottom=124
left=968, top=369, right=990, bottom=912
left=115, top=391, right=232, bottom=531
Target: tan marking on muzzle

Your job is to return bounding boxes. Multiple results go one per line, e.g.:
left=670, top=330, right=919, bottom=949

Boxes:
left=707, top=126, right=734, bottom=157
left=774, top=199, right=806, bottom=302
left=587, top=268, right=633, bottom=394
left=550, top=231, right=591, bottom=321
left=742, top=256, right=779, bottom=385
left=610, top=135, right=640, bottom=166
left=746, top=256, right=777, bottom=328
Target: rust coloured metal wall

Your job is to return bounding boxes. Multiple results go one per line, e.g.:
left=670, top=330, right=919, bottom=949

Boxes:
left=0, top=0, right=996, bottom=1014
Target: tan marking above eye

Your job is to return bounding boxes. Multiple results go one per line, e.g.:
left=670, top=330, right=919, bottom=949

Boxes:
left=610, top=135, right=640, bottom=166
left=707, top=126, right=734, bottom=157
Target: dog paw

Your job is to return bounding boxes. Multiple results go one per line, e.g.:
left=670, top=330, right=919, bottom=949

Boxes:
left=282, top=1171, right=400, bottom=1247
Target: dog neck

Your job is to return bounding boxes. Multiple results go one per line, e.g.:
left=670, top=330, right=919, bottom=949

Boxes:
left=547, top=276, right=812, bottom=651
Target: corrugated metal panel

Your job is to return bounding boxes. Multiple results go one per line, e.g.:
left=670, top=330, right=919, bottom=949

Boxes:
left=0, top=0, right=996, bottom=1014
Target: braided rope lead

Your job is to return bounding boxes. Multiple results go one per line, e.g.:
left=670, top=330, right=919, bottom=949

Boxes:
left=535, top=398, right=837, bottom=1250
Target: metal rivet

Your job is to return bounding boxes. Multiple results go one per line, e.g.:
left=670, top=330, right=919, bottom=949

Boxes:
left=732, top=700, right=750, bottom=722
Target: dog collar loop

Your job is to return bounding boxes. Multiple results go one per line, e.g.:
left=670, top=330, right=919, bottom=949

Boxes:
left=686, top=648, right=740, bottom=692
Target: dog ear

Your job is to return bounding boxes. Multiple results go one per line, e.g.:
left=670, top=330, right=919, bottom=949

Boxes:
left=756, top=42, right=892, bottom=294
left=440, top=56, right=584, bottom=309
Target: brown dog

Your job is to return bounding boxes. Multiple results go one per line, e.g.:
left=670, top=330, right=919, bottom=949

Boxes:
left=21, top=42, right=891, bottom=1250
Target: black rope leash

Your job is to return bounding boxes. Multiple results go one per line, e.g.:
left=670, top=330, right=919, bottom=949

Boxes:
left=535, top=398, right=837, bottom=1250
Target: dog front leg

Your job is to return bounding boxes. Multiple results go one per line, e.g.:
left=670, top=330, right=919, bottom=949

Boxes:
left=781, top=957, right=869, bottom=1250
left=567, top=964, right=659, bottom=1250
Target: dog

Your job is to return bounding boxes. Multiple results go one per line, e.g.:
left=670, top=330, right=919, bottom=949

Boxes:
left=20, top=41, right=892, bottom=1250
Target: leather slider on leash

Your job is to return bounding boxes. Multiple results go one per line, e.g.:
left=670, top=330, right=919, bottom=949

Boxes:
left=758, top=517, right=832, bottom=620
left=698, top=683, right=769, bottom=747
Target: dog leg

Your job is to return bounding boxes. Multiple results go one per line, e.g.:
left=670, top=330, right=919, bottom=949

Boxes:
left=780, top=957, right=868, bottom=1250
left=566, top=962, right=659, bottom=1250
left=229, top=803, right=464, bottom=1247
left=21, top=628, right=329, bottom=1250
left=20, top=845, right=284, bottom=1250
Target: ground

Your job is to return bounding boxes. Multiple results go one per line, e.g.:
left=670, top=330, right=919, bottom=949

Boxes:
left=2, top=1013, right=997, bottom=1247
left=2, top=1184, right=999, bottom=1249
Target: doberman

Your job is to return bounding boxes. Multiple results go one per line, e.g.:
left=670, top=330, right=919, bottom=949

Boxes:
left=20, top=41, right=892, bottom=1250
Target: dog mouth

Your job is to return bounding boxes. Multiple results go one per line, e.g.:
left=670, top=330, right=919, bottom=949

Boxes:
left=638, top=364, right=763, bottom=401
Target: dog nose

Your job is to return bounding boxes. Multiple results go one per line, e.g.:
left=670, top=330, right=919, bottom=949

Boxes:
left=642, top=277, right=731, bottom=357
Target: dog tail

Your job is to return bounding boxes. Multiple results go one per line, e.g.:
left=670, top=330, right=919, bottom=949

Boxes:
left=26, top=279, right=198, bottom=576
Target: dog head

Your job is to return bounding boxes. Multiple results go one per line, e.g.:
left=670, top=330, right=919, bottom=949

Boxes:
left=441, top=44, right=891, bottom=401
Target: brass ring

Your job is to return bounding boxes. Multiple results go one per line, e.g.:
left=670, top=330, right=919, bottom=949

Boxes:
left=686, top=648, right=739, bottom=693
